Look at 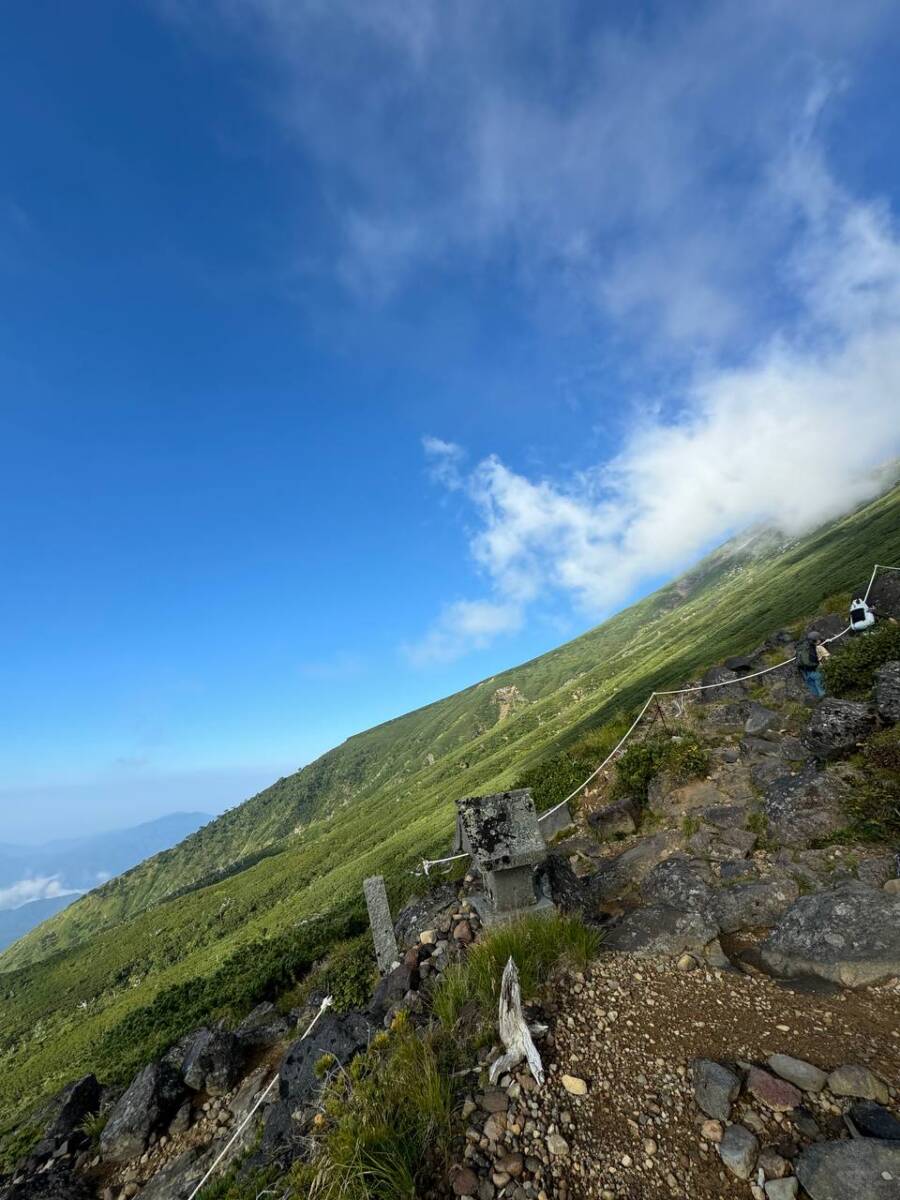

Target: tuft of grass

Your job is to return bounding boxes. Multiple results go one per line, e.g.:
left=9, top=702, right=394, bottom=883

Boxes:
left=297, top=1012, right=453, bottom=1200
left=865, top=726, right=900, bottom=772
left=279, top=932, right=377, bottom=1017
left=80, top=1110, right=108, bottom=1146
left=822, top=623, right=900, bottom=697
left=610, top=729, right=709, bottom=805
left=432, top=912, right=600, bottom=1033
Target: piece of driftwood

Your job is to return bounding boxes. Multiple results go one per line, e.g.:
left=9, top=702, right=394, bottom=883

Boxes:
left=488, top=956, right=545, bottom=1087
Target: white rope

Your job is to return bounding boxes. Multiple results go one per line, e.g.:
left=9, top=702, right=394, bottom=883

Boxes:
left=422, top=561, right=895, bottom=867
left=184, top=995, right=334, bottom=1200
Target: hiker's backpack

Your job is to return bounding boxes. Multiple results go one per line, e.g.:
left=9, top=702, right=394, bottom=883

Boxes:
left=796, top=639, right=818, bottom=670
left=849, top=598, right=875, bottom=631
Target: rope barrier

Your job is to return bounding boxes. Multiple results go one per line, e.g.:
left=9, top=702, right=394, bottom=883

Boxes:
left=184, top=995, right=334, bottom=1200
left=422, top=561, right=898, bottom=872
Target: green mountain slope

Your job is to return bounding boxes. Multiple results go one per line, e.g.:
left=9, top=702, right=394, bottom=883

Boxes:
left=1, top=484, right=899, bottom=1132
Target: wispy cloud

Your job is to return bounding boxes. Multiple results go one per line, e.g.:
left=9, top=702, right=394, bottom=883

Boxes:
left=407, top=141, right=900, bottom=659
left=0, top=876, right=82, bottom=911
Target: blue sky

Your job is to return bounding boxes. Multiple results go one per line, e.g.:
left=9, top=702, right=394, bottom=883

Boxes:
left=2, top=1, right=900, bottom=841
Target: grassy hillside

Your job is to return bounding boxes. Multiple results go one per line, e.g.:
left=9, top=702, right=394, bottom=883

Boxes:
left=1, top=485, right=899, bottom=1134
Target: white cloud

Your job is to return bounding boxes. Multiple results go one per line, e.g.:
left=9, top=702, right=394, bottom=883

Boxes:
left=422, top=436, right=465, bottom=490
left=0, top=876, right=82, bottom=911
left=403, top=599, right=523, bottom=666
left=408, top=156, right=900, bottom=657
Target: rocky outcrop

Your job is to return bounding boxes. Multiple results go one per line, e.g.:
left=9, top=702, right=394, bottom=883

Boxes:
left=764, top=766, right=848, bottom=844
left=180, top=1027, right=243, bottom=1095
left=804, top=699, right=876, bottom=759
left=586, top=795, right=637, bottom=840
left=1, top=1167, right=95, bottom=1200
left=759, top=882, right=900, bottom=986
left=44, top=1075, right=101, bottom=1144
left=279, top=1011, right=373, bottom=1108
left=602, top=904, right=718, bottom=956
left=100, top=1062, right=185, bottom=1163
left=234, top=1001, right=291, bottom=1049
left=699, top=667, right=745, bottom=703
left=874, top=661, right=900, bottom=724
left=795, top=1138, right=900, bottom=1200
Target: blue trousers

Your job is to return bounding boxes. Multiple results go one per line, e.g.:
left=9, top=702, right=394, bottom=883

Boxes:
left=801, top=668, right=825, bottom=698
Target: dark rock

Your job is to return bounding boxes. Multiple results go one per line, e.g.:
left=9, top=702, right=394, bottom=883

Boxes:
left=258, top=1099, right=303, bottom=1163
left=700, top=667, right=745, bottom=704
left=748, top=700, right=782, bottom=729
left=742, top=735, right=784, bottom=758
left=875, top=662, right=900, bottom=725
left=692, top=1059, right=741, bottom=1120
left=235, top=1001, right=291, bottom=1049
left=587, top=796, right=637, bottom=840
left=805, top=699, right=876, bottom=760
left=795, top=1138, right=900, bottom=1199
left=603, top=904, right=718, bottom=956
left=867, top=572, right=900, bottom=619
left=538, top=850, right=587, bottom=913
left=640, top=857, right=715, bottom=914
left=715, top=828, right=758, bottom=856
left=759, top=882, right=900, bottom=986
left=764, top=766, right=848, bottom=844
left=804, top=614, right=847, bottom=642
left=704, top=702, right=750, bottom=727
left=168, top=1101, right=192, bottom=1136
left=280, top=1011, right=373, bottom=1108
left=850, top=1102, right=900, bottom=1140
left=714, top=878, right=799, bottom=933
left=780, top=737, right=812, bottom=763
left=718, top=1123, right=759, bottom=1179
left=45, top=1075, right=101, bottom=1143
left=793, top=1107, right=823, bottom=1139
left=100, top=1062, right=185, bottom=1163
left=181, top=1026, right=243, bottom=1095
left=857, top=856, right=896, bottom=889
left=371, top=962, right=419, bottom=1015
left=1, top=1167, right=95, bottom=1200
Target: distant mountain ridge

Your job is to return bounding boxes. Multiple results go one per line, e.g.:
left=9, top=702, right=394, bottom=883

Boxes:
left=0, top=812, right=211, bottom=952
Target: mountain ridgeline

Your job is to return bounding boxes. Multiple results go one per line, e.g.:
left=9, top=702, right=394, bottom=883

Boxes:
left=1, top=483, right=899, bottom=1134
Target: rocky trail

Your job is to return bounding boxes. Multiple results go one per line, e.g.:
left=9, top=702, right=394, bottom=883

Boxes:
left=4, top=574, right=900, bottom=1200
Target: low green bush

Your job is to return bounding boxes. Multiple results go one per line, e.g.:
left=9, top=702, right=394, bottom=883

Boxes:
left=611, top=729, right=709, bottom=803
left=0, top=1123, right=40, bottom=1176
left=513, top=716, right=632, bottom=812
left=285, top=933, right=378, bottom=1015
left=822, top=623, right=900, bottom=697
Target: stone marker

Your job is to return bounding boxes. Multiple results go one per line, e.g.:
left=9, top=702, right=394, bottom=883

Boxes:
left=363, top=875, right=399, bottom=975
left=457, top=788, right=553, bottom=925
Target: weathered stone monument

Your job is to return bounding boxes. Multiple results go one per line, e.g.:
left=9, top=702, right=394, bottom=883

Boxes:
left=457, top=788, right=554, bottom=925
left=363, top=875, right=399, bottom=974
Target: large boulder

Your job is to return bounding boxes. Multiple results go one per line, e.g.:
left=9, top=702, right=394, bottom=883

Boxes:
left=641, top=858, right=714, bottom=916
left=805, top=699, right=876, bottom=760
left=764, top=767, right=848, bottom=844
left=279, top=1011, right=373, bottom=1108
left=234, top=1002, right=291, bottom=1049
left=759, top=882, right=900, bottom=987
left=44, top=1074, right=101, bottom=1143
left=713, top=878, right=799, bottom=934
left=180, top=1026, right=243, bottom=1095
left=370, top=962, right=419, bottom=1016
left=874, top=662, right=900, bottom=725
left=866, top=572, right=900, bottom=619
left=586, top=832, right=682, bottom=902
left=603, top=904, right=718, bottom=957
left=139, top=1146, right=212, bottom=1200
left=100, top=1062, right=185, bottom=1162
left=795, top=1138, right=900, bottom=1199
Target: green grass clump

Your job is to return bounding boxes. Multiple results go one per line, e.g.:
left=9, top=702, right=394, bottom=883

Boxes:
left=80, top=1111, right=107, bottom=1146
left=196, top=1163, right=281, bottom=1200
left=513, top=715, right=632, bottom=812
left=296, top=1013, right=453, bottom=1200
left=283, top=933, right=377, bottom=1016
left=822, top=623, right=900, bottom=697
left=432, top=912, right=599, bottom=1033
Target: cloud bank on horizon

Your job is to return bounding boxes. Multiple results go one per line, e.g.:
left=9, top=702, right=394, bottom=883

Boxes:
left=168, top=0, right=900, bottom=662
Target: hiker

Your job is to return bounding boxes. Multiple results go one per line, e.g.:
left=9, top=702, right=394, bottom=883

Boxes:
left=797, top=630, right=829, bottom=698
left=849, top=596, right=876, bottom=633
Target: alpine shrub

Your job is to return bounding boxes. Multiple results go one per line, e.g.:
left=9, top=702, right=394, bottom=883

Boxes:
left=822, top=623, right=900, bottom=697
